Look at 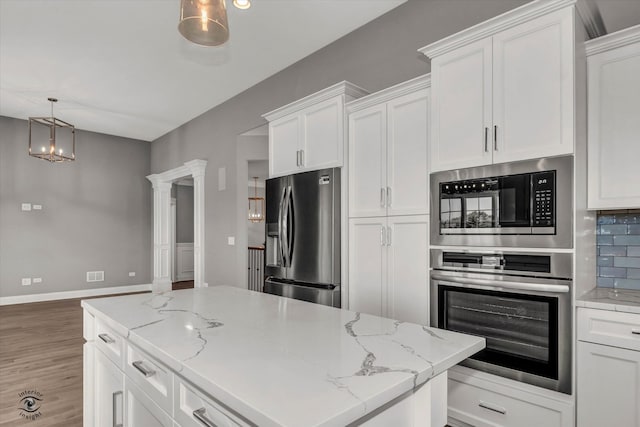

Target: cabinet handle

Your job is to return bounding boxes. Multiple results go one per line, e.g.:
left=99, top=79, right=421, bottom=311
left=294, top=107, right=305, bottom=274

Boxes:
left=112, top=391, right=123, bottom=427
left=296, top=150, right=300, bottom=167
left=193, top=407, right=217, bottom=427
left=484, top=127, right=488, bottom=152
left=299, top=149, right=304, bottom=167
left=380, top=226, right=386, bottom=246
left=386, top=187, right=392, bottom=207
left=380, top=188, right=386, bottom=208
left=632, top=329, right=640, bottom=335
left=479, top=400, right=507, bottom=415
left=132, top=360, right=156, bottom=378
left=494, top=125, right=498, bottom=151
left=98, top=333, right=115, bottom=344
left=387, top=226, right=392, bottom=246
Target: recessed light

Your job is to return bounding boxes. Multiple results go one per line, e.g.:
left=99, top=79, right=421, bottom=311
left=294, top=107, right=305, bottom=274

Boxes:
left=233, top=0, right=251, bottom=10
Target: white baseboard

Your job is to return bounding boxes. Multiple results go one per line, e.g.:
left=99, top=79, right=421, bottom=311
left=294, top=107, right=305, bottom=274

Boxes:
left=0, top=284, right=153, bottom=306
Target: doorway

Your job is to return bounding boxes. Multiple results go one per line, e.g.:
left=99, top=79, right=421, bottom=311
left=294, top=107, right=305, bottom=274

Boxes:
left=247, top=161, right=267, bottom=291
left=171, top=178, right=195, bottom=289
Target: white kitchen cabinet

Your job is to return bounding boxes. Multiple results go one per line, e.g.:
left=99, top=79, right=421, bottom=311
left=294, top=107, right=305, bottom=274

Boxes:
left=94, top=349, right=124, bottom=427
left=586, top=25, right=640, bottom=209
left=264, top=81, right=368, bottom=178
left=124, top=378, right=173, bottom=427
left=448, top=366, right=574, bottom=427
left=348, top=75, right=430, bottom=218
left=577, top=307, right=640, bottom=427
left=348, top=215, right=429, bottom=325
left=422, top=5, right=578, bottom=172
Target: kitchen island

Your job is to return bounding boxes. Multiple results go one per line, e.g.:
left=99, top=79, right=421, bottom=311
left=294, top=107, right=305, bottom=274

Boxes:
left=82, top=286, right=484, bottom=427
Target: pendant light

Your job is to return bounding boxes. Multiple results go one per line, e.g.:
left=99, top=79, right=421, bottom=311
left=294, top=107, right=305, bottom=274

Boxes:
left=178, top=0, right=230, bottom=47
left=248, top=177, right=265, bottom=223
left=28, top=98, right=76, bottom=163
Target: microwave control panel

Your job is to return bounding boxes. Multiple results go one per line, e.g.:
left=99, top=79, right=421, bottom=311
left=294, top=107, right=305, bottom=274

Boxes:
left=532, top=171, right=555, bottom=227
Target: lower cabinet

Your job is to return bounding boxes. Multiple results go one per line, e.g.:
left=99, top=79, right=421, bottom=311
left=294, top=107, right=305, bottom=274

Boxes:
left=348, top=214, right=429, bottom=324
left=94, top=349, right=123, bottom=427
left=124, top=377, right=173, bottom=427
left=447, top=367, right=574, bottom=427
left=577, top=307, right=640, bottom=427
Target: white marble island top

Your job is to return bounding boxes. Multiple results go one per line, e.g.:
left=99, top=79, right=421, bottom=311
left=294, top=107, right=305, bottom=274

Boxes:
left=82, top=286, right=485, bottom=427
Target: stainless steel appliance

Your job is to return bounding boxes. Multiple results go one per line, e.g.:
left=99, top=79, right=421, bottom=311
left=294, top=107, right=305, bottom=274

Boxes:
left=430, top=156, right=573, bottom=248
left=264, top=168, right=341, bottom=307
left=430, top=249, right=573, bottom=394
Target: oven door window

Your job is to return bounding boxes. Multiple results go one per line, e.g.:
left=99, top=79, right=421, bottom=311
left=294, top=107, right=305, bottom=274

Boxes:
left=439, top=285, right=558, bottom=380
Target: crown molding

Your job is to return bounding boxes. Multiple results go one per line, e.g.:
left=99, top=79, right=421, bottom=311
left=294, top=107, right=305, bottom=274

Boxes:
left=347, top=74, right=431, bottom=113
left=575, top=0, right=606, bottom=39
left=586, top=24, right=640, bottom=56
left=262, top=81, right=369, bottom=122
left=419, top=0, right=587, bottom=59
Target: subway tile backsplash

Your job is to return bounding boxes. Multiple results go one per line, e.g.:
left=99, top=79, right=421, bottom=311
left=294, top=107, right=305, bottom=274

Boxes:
left=597, top=210, right=640, bottom=290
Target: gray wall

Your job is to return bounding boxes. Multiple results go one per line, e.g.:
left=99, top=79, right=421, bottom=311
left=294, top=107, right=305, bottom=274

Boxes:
left=0, top=116, right=152, bottom=297
left=150, top=0, right=529, bottom=287
left=175, top=185, right=194, bottom=243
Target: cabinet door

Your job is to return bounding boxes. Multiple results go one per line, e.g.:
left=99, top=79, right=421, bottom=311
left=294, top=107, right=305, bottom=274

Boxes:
left=95, top=349, right=124, bottom=427
left=348, top=217, right=387, bottom=317
left=269, top=115, right=300, bottom=177
left=492, top=8, right=574, bottom=164
left=386, top=215, right=429, bottom=324
left=387, top=89, right=429, bottom=216
left=348, top=104, right=387, bottom=218
left=431, top=37, right=492, bottom=172
left=577, top=341, right=640, bottom=427
left=588, top=40, right=640, bottom=209
left=123, top=377, right=173, bottom=427
left=303, top=96, right=343, bottom=170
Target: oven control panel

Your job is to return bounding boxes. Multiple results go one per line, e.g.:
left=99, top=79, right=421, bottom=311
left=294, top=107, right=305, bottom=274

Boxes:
left=532, top=171, right=555, bottom=227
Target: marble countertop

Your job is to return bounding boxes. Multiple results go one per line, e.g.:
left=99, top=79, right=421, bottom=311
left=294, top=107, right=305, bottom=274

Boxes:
left=576, top=287, right=640, bottom=315
left=82, top=286, right=484, bottom=427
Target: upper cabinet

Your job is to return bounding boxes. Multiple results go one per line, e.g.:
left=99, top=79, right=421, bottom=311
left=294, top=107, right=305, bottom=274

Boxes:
left=420, top=0, right=602, bottom=173
left=586, top=25, right=640, bottom=209
left=348, top=75, right=430, bottom=217
left=263, top=82, right=368, bottom=178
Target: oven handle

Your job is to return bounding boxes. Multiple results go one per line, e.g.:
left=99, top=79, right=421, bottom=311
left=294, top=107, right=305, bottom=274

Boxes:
left=431, top=273, right=570, bottom=294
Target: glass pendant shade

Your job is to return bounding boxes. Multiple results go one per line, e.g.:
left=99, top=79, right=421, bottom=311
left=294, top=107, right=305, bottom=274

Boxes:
left=248, top=177, right=265, bottom=223
left=28, top=98, right=75, bottom=163
left=178, top=0, right=229, bottom=46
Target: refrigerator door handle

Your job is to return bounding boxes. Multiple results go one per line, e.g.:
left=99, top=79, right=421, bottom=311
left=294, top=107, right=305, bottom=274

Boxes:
left=287, top=185, right=294, bottom=265
left=282, top=185, right=292, bottom=267
left=278, top=186, right=287, bottom=266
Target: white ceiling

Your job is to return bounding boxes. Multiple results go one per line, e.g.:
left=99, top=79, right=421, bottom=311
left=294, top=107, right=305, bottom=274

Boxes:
left=0, top=0, right=405, bottom=141
left=2, top=1, right=639, bottom=143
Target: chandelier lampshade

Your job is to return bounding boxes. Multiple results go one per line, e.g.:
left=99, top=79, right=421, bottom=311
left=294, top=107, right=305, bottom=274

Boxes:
left=178, top=0, right=229, bottom=47
left=28, top=98, right=75, bottom=163
left=248, top=177, right=264, bottom=223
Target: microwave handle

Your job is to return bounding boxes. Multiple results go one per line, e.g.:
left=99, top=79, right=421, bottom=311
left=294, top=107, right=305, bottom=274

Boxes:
left=431, top=273, right=569, bottom=294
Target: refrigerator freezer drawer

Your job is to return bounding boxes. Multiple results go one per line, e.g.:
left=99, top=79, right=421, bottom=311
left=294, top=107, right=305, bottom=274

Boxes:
left=264, top=279, right=341, bottom=308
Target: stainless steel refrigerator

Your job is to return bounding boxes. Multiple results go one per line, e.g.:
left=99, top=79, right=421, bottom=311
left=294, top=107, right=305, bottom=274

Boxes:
left=264, top=168, right=341, bottom=307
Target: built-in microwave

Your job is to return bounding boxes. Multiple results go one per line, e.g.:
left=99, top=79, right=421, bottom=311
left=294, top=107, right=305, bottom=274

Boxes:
left=430, top=156, right=573, bottom=248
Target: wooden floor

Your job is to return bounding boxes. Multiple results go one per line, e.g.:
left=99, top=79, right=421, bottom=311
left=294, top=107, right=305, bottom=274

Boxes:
left=0, top=281, right=194, bottom=426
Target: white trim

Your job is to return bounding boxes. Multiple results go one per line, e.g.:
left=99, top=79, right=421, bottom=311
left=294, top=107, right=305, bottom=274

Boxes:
left=585, top=24, right=640, bottom=56
left=262, top=81, right=369, bottom=121
left=0, top=284, right=152, bottom=306
left=346, top=74, right=431, bottom=113
left=147, top=159, right=208, bottom=292
left=418, top=0, right=596, bottom=59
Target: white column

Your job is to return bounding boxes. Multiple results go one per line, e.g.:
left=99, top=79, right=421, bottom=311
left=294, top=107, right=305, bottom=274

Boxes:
left=149, top=178, right=173, bottom=292
left=185, top=160, right=208, bottom=287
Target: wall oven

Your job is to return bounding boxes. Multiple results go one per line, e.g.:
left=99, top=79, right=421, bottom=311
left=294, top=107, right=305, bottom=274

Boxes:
left=430, top=249, right=572, bottom=394
left=430, top=156, right=573, bottom=248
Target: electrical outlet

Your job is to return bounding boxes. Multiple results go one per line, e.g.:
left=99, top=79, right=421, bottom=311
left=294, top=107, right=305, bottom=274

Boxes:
left=22, top=278, right=31, bottom=286
left=33, top=204, right=42, bottom=210
left=33, top=278, right=42, bottom=284
left=128, top=272, right=136, bottom=277
left=21, top=203, right=32, bottom=211
left=227, top=236, right=235, bottom=246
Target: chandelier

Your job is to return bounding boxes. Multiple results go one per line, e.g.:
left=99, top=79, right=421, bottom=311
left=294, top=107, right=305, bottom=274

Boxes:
left=28, top=98, right=76, bottom=163
left=179, top=0, right=252, bottom=47
left=248, top=177, right=264, bottom=223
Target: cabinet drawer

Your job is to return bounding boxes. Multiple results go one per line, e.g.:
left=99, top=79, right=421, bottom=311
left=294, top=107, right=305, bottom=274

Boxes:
left=448, top=378, right=565, bottom=427
left=95, top=318, right=125, bottom=369
left=174, top=376, right=250, bottom=427
left=125, top=343, right=173, bottom=415
left=577, top=307, right=640, bottom=351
